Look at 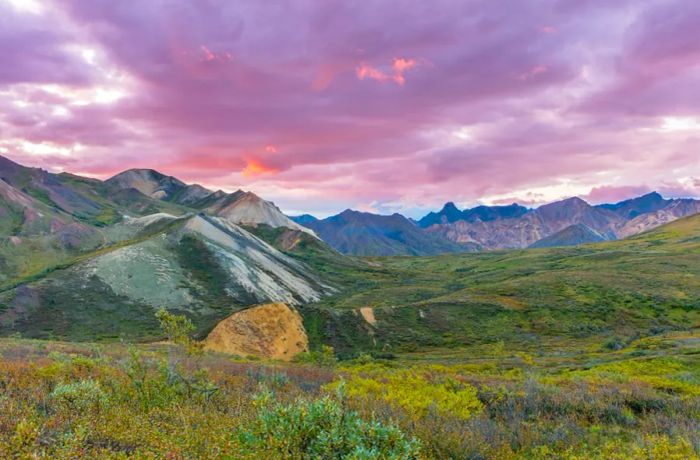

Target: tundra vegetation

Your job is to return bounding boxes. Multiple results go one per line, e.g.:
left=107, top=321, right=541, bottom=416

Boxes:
left=0, top=313, right=698, bottom=459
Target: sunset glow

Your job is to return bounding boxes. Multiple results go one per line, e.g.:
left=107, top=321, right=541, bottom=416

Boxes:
left=1, top=0, right=699, bottom=217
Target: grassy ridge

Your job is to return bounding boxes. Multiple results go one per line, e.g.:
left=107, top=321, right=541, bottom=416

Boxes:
left=295, top=214, right=700, bottom=355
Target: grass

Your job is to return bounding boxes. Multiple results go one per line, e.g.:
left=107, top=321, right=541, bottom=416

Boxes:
left=291, top=215, right=700, bottom=356
left=0, top=329, right=697, bottom=459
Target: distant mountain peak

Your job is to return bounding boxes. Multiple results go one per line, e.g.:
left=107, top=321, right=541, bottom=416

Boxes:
left=441, top=202, right=459, bottom=212
left=557, top=196, right=589, bottom=206
left=643, top=191, right=663, bottom=200
left=598, top=191, right=670, bottom=219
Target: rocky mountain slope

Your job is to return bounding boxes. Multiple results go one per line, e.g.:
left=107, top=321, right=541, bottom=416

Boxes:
left=303, top=209, right=479, bottom=256
left=529, top=223, right=607, bottom=248
left=0, top=155, right=341, bottom=341
left=0, top=213, right=332, bottom=340
left=420, top=194, right=700, bottom=250
left=616, top=199, right=700, bottom=238
left=106, top=169, right=212, bottom=205
left=204, top=191, right=317, bottom=236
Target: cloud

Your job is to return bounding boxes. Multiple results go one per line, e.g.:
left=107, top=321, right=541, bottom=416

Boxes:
left=584, top=185, right=652, bottom=204
left=0, top=0, right=698, bottom=216
left=242, top=157, right=279, bottom=177
left=355, top=58, right=418, bottom=86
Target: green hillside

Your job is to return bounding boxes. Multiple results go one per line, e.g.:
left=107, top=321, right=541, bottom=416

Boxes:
left=0, top=215, right=331, bottom=341
left=299, top=214, right=700, bottom=356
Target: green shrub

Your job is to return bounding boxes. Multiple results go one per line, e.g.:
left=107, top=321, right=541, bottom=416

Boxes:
left=49, top=379, right=108, bottom=416
left=155, top=308, right=203, bottom=356
left=238, top=393, right=421, bottom=459
left=333, top=369, right=484, bottom=421
left=293, top=345, right=338, bottom=367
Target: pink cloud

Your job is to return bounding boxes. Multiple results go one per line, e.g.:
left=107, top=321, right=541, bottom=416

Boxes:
left=0, top=0, right=698, bottom=217
left=356, top=62, right=390, bottom=82
left=584, top=185, right=652, bottom=204
left=518, top=65, right=548, bottom=81
left=356, top=57, right=418, bottom=86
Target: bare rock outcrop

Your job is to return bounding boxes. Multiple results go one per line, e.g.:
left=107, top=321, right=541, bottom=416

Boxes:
left=204, top=302, right=308, bottom=361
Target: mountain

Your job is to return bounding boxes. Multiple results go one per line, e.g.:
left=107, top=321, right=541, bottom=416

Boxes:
left=421, top=194, right=700, bottom=250
left=0, top=177, right=99, bottom=250
left=417, top=202, right=464, bottom=227
left=105, top=168, right=316, bottom=236
left=204, top=191, right=317, bottom=236
left=105, top=169, right=213, bottom=206
left=529, top=223, right=607, bottom=248
left=462, top=203, right=530, bottom=222
left=598, top=191, right=669, bottom=219
left=0, top=213, right=332, bottom=340
left=617, top=198, right=700, bottom=238
left=417, top=202, right=528, bottom=227
left=304, top=209, right=480, bottom=256
left=534, top=197, right=620, bottom=238
left=424, top=197, right=620, bottom=249
left=290, top=214, right=318, bottom=225
left=3, top=153, right=700, bottom=356
left=0, top=155, right=109, bottom=222
left=0, top=155, right=333, bottom=316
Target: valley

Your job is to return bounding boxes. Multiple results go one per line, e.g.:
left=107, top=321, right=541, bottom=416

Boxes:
left=1, top=155, right=700, bottom=458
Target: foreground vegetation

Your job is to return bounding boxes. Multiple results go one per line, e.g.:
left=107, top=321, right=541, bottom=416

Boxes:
left=1, top=323, right=698, bottom=459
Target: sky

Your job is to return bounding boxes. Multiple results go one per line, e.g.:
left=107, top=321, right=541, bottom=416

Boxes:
left=1, top=0, right=699, bottom=218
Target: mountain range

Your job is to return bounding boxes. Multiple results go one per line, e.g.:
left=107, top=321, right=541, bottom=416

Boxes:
left=2, top=154, right=700, bottom=351
left=291, top=192, right=700, bottom=254
left=295, top=209, right=479, bottom=256
left=3, top=154, right=700, bottom=260
left=414, top=192, right=700, bottom=249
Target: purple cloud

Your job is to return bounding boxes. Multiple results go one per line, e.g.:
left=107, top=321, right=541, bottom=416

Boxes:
left=0, top=0, right=698, bottom=216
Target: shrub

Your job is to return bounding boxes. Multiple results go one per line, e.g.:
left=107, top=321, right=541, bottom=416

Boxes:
left=335, top=370, right=483, bottom=421
left=238, top=393, right=421, bottom=459
left=603, top=337, right=625, bottom=351
left=49, top=379, right=108, bottom=416
left=155, top=308, right=203, bottom=356
left=293, top=345, right=338, bottom=368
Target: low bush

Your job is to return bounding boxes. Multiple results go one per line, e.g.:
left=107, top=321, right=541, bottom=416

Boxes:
left=49, top=379, right=109, bottom=416
left=237, top=389, right=421, bottom=459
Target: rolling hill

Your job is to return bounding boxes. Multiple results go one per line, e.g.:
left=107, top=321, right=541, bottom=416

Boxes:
left=303, top=214, right=700, bottom=355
